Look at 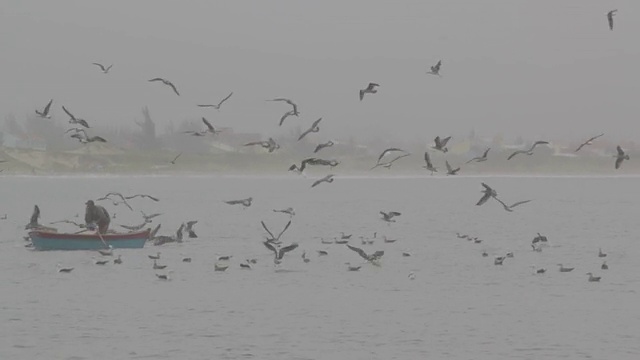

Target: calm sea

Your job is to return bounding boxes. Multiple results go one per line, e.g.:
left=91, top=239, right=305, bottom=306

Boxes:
left=1, top=175, right=639, bottom=359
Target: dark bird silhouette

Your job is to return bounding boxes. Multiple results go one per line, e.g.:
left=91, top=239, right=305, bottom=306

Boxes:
left=62, top=106, right=90, bottom=128
left=36, top=99, right=53, bottom=118
left=615, top=145, right=629, bottom=169
left=244, top=137, right=280, bottom=153
left=263, top=241, right=299, bottom=264
left=261, top=220, right=291, bottom=244
left=500, top=199, right=533, bottom=212
left=476, top=183, right=497, bottom=206
left=170, top=153, right=182, bottom=164
left=67, top=129, right=106, bottom=144
left=575, top=134, right=604, bottom=152
left=423, top=152, right=438, bottom=174
left=184, top=117, right=222, bottom=136
left=314, top=140, right=334, bottom=153
left=445, top=161, right=460, bottom=175
left=185, top=220, right=198, bottom=238
left=311, top=174, right=334, bottom=188
left=466, top=148, right=490, bottom=163
left=346, top=244, right=384, bottom=263
left=507, top=141, right=549, bottom=160
left=268, top=98, right=299, bottom=116
left=374, top=148, right=407, bottom=166
left=92, top=63, right=113, bottom=74
left=432, top=136, right=451, bottom=153
left=148, top=77, right=180, bottom=96
left=225, top=197, right=252, bottom=208
left=380, top=211, right=401, bottom=223
left=25, top=205, right=41, bottom=229
left=371, top=153, right=410, bottom=170
left=426, top=60, right=442, bottom=76
left=359, top=82, right=380, bottom=101
left=197, top=92, right=233, bottom=110
left=279, top=110, right=296, bottom=126
left=298, top=118, right=323, bottom=141
left=607, top=9, right=617, bottom=31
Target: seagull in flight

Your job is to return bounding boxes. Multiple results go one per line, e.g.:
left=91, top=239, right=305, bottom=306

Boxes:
left=607, top=9, right=617, bottom=31
left=36, top=99, right=53, bottom=118
left=169, top=153, right=182, bottom=164
left=466, top=148, right=490, bottom=163
left=263, top=241, right=299, bottom=264
left=445, top=161, right=460, bottom=175
left=476, top=183, right=498, bottom=206
left=261, top=220, right=292, bottom=244
left=314, top=141, right=334, bottom=153
left=311, top=174, right=334, bottom=188
left=225, top=197, right=252, bottom=208
left=422, top=152, right=438, bottom=174
left=380, top=211, right=401, bottom=223
left=62, top=106, right=90, bottom=128
left=371, top=153, right=410, bottom=170
left=184, top=117, right=222, bottom=136
left=507, top=141, right=549, bottom=160
left=373, top=148, right=407, bottom=167
left=268, top=98, right=299, bottom=116
left=148, top=77, right=180, bottom=96
left=615, top=145, right=629, bottom=169
left=426, top=60, right=442, bottom=76
left=67, top=129, right=107, bottom=144
left=298, top=118, right=323, bottom=141
left=575, top=134, right=604, bottom=152
left=278, top=110, right=296, bottom=127
left=92, top=63, right=113, bottom=74
left=432, top=136, right=451, bottom=153
left=244, top=137, right=280, bottom=153
left=346, top=244, right=384, bottom=264
left=359, top=82, right=380, bottom=101
left=273, top=207, right=295, bottom=217
left=197, top=92, right=233, bottom=110
left=499, top=199, right=533, bottom=212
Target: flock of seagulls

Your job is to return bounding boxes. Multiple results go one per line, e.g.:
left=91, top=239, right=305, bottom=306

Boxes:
left=16, top=9, right=627, bottom=284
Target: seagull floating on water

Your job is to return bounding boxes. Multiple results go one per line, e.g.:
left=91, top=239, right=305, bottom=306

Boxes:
left=598, top=248, right=607, bottom=258
left=359, top=82, right=379, bottom=101
left=557, top=264, right=574, bottom=272
left=148, top=77, right=180, bottom=96
left=586, top=272, right=601, bottom=282
left=601, top=261, right=608, bottom=270
left=197, top=92, right=233, bottom=110
left=113, top=255, right=122, bottom=264
left=57, top=264, right=74, bottom=273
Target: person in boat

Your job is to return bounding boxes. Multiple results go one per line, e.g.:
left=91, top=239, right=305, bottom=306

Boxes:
left=85, top=200, right=110, bottom=234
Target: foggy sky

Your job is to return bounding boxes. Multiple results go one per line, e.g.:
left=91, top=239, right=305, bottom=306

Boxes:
left=1, top=0, right=638, bottom=144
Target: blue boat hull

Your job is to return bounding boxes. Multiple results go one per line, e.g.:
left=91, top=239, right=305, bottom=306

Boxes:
left=28, top=230, right=149, bottom=250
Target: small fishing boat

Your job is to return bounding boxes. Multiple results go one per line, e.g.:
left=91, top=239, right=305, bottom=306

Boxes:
left=28, top=229, right=149, bottom=250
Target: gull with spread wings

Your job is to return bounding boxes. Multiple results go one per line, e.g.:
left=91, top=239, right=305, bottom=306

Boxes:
left=466, top=148, right=490, bottom=163
left=298, top=118, right=322, bottom=141
left=148, top=77, right=180, bottom=96
left=575, top=134, right=604, bottom=152
left=197, top=92, right=233, bottom=110
left=36, top=99, right=53, bottom=119
left=615, top=145, right=629, bottom=169
left=62, top=106, right=90, bottom=128
left=92, top=63, right=113, bottom=74
left=426, top=60, right=442, bottom=76
left=507, top=141, right=549, bottom=160
left=359, top=82, right=380, bottom=101
left=423, top=152, right=438, bottom=174
left=244, top=138, right=280, bottom=153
